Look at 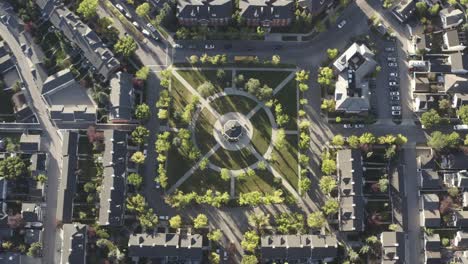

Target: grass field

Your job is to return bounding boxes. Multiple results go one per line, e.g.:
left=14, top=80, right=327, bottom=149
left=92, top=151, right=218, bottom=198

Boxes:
left=250, top=109, right=272, bottom=156
left=177, top=69, right=232, bottom=96
left=178, top=169, right=230, bottom=194
left=274, top=79, right=298, bottom=130
left=166, top=147, right=194, bottom=188
left=193, top=108, right=218, bottom=155
left=210, top=95, right=258, bottom=115
left=236, top=70, right=292, bottom=89
left=235, top=169, right=278, bottom=195
left=209, top=147, right=257, bottom=170
left=271, top=135, right=299, bottom=189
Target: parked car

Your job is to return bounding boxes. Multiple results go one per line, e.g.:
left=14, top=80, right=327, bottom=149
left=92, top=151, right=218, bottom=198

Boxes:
left=392, top=106, right=401, bottom=111
left=337, top=20, right=347, bottom=29
left=390, top=100, right=400, bottom=106
left=389, top=81, right=398, bottom=86
left=343, top=124, right=353, bottom=128
left=124, top=11, right=132, bottom=19
left=391, top=96, right=400, bottom=101
left=355, top=124, right=365, bottom=128
left=158, top=215, right=169, bottom=220
left=146, top=23, right=156, bottom=33
left=389, top=86, right=399, bottom=91
left=132, top=21, right=141, bottom=29
left=387, top=57, right=397, bottom=62
left=115, top=3, right=125, bottom=12
left=390, top=91, right=400, bottom=96
left=390, top=72, right=398, bottom=77
left=392, top=110, right=401, bottom=116
left=205, top=44, right=215, bottom=49
left=173, top=43, right=183, bottom=48
left=142, top=29, right=151, bottom=37
left=385, top=47, right=395, bottom=52
left=155, top=181, right=160, bottom=189
left=388, top=62, right=398, bottom=67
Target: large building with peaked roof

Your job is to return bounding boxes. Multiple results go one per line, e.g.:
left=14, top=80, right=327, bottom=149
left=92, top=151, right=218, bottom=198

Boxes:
left=35, top=0, right=120, bottom=81
left=98, top=130, right=128, bottom=226
left=109, top=72, right=135, bottom=123
left=239, top=0, right=294, bottom=27
left=60, top=224, right=87, bottom=264
left=177, top=0, right=233, bottom=26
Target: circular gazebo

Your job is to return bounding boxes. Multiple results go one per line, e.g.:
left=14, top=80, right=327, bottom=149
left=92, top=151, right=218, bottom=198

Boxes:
left=222, top=120, right=243, bottom=142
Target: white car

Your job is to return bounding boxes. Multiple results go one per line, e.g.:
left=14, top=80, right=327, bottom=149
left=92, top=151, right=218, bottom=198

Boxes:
left=337, top=20, right=347, bottom=29
left=115, top=3, right=125, bottom=12
left=173, top=43, right=183, bottom=48
left=124, top=12, right=132, bottom=19
left=392, top=106, right=401, bottom=111
left=146, top=23, right=156, bottom=33
left=391, top=96, right=400, bottom=101
left=392, top=110, right=401, bottom=116
left=158, top=215, right=169, bottom=220
left=142, top=29, right=151, bottom=37
left=205, top=44, right=215, bottom=49
left=355, top=124, right=365, bottom=128
left=343, top=124, right=353, bottom=128
left=385, top=47, right=395, bottom=52
left=388, top=62, right=398, bottom=67
left=389, top=81, right=398, bottom=86
left=132, top=21, right=141, bottom=29
left=390, top=91, right=400, bottom=96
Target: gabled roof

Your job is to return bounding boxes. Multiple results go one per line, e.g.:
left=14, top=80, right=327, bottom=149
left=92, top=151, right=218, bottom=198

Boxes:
left=239, top=0, right=294, bottom=20
left=337, top=149, right=363, bottom=197
left=381, top=232, right=404, bottom=262
left=440, top=7, right=464, bottom=28
left=456, top=211, right=468, bottom=227
left=421, top=170, right=441, bottom=189
left=21, top=202, right=41, bottom=223
left=128, top=233, right=203, bottom=260
left=61, top=224, right=87, bottom=264
left=425, top=233, right=440, bottom=251
left=422, top=194, right=441, bottom=227
left=98, top=130, right=128, bottom=226
left=19, top=134, right=41, bottom=153
left=455, top=231, right=468, bottom=247
left=177, top=0, right=233, bottom=20
left=109, top=72, right=134, bottom=121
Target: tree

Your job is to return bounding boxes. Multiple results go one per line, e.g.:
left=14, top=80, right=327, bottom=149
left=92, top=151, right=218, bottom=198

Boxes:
left=241, top=230, right=259, bottom=252
left=359, top=132, right=376, bottom=145
left=299, top=178, right=311, bottom=194
left=216, top=69, right=226, bottom=80
left=332, top=135, right=345, bottom=146
left=135, top=104, right=150, bottom=121
left=242, top=255, right=258, bottom=264
left=348, top=135, right=360, bottom=148
left=348, top=249, right=359, bottom=262
left=114, top=36, right=137, bottom=58
left=197, top=81, right=215, bottom=97
left=176, top=27, right=191, bottom=40
left=389, top=224, right=398, bottom=231
left=136, top=66, right=150, bottom=80
left=136, top=3, right=150, bottom=18
left=317, top=67, right=334, bottom=86
left=327, top=48, right=339, bottom=60
left=209, top=252, right=220, bottom=264
left=439, top=98, right=451, bottom=111
left=36, top=174, right=47, bottom=184
left=322, top=199, right=339, bottom=215
left=321, top=99, right=336, bottom=112
left=366, top=235, right=379, bottom=245
left=295, top=70, right=310, bottom=82
left=0, top=156, right=26, bottom=180
left=415, top=2, right=428, bottom=16
left=126, top=194, right=146, bottom=213
left=360, top=245, right=370, bottom=254
left=276, top=213, right=304, bottom=234
left=139, top=208, right=159, bottom=229
left=395, top=134, right=408, bottom=145
left=220, top=168, right=230, bottom=181
left=321, top=159, right=336, bottom=175
left=207, top=229, right=222, bottom=242
left=319, top=176, right=337, bottom=195
left=27, top=242, right=42, bottom=257
left=457, top=105, right=468, bottom=124
left=307, top=211, right=326, bottom=229
left=127, top=173, right=143, bottom=188
left=271, top=55, right=281, bottom=65
left=77, top=0, right=98, bottom=20
left=158, top=109, right=168, bottom=119
left=298, top=83, right=309, bottom=92
left=193, top=214, right=208, bottom=229
left=189, top=55, right=199, bottom=64
left=275, top=129, right=286, bottom=149
left=248, top=212, right=270, bottom=230
left=421, top=109, right=441, bottom=128
left=131, top=126, right=149, bottom=145
left=428, top=131, right=460, bottom=151
left=131, top=151, right=146, bottom=164
left=428, top=3, right=440, bottom=16
left=448, top=186, right=459, bottom=197
left=378, top=178, right=389, bottom=192
left=169, top=215, right=182, bottom=229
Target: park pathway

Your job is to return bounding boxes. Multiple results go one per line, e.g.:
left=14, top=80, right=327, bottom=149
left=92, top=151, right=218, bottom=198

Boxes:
left=273, top=71, right=296, bottom=95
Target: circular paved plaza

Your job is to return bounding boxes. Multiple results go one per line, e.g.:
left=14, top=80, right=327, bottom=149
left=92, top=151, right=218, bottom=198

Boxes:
left=213, top=112, right=254, bottom=151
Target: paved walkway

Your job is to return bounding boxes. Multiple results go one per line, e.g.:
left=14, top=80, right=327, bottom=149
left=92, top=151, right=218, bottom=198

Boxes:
left=273, top=71, right=296, bottom=95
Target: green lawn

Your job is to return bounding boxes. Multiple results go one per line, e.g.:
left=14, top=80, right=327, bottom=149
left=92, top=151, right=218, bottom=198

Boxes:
left=271, top=135, right=299, bottom=189
left=235, top=169, right=278, bottom=195
left=0, top=90, right=14, bottom=115
left=250, top=108, right=272, bottom=156
left=274, top=79, right=298, bottom=130
left=236, top=70, right=292, bottom=89
left=210, top=95, right=258, bottom=115
left=177, top=69, right=232, bottom=96
left=169, top=75, right=193, bottom=127
left=166, top=147, right=194, bottom=188
left=210, top=147, right=258, bottom=170
left=178, top=168, right=230, bottom=194
left=193, top=108, right=218, bottom=155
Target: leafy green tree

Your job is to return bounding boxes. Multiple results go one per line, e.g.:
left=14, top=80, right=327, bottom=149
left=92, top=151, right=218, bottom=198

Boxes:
left=295, top=70, right=310, bottom=82
left=135, top=104, right=150, bottom=120
left=448, top=186, right=459, bottom=197
left=327, top=48, right=339, bottom=60
left=189, top=55, right=199, bottom=64
left=421, top=109, right=441, bottom=128
left=276, top=213, right=305, bottom=234
left=126, top=194, right=146, bottom=213
left=169, top=215, right=182, bottom=229
left=220, top=168, right=230, bottom=181
left=136, top=66, right=150, bottom=80
left=241, top=255, right=258, bottom=264
left=321, top=99, right=336, bottom=112
left=299, top=178, right=311, bottom=194
left=241, top=231, right=260, bottom=252
left=321, top=159, right=336, bottom=175
left=27, top=242, right=42, bottom=257
left=239, top=191, right=262, bottom=206
left=176, top=27, right=191, bottom=40
left=131, top=151, right=145, bottom=164
left=307, top=211, right=326, bottom=229
left=347, top=135, right=360, bottom=148
left=457, top=105, right=468, bottom=124
left=360, top=245, right=370, bottom=254
left=131, top=126, right=149, bottom=145
left=114, top=36, right=137, bottom=58
left=389, top=224, right=398, bottom=231
left=136, top=3, right=150, bottom=18
left=139, top=209, right=159, bottom=229
left=322, top=199, right=339, bottom=215
left=248, top=212, right=270, bottom=230
left=415, top=2, right=428, bottom=16
left=193, top=214, right=208, bottom=229
left=36, top=174, right=47, bottom=184
left=319, top=176, right=337, bottom=195
left=197, top=81, right=215, bottom=97
left=332, top=135, right=345, bottom=146
left=395, top=134, right=408, bottom=145
left=0, top=156, right=26, bottom=180
left=298, top=83, right=309, bottom=92
left=275, top=129, right=286, bottom=149
left=378, top=178, right=389, bottom=192
left=127, top=173, right=143, bottom=188
left=77, top=0, right=98, bottom=20
left=439, top=98, right=451, bottom=111
left=428, top=3, right=439, bottom=16
left=366, top=235, right=379, bottom=245
left=271, top=55, right=281, bottom=65
left=428, top=131, right=460, bottom=151
left=359, top=132, right=376, bottom=145
left=209, top=252, right=220, bottom=264
left=207, top=229, right=222, bottom=242
left=317, top=67, right=334, bottom=86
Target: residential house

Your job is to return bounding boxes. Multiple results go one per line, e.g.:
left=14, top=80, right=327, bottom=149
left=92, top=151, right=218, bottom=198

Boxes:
left=440, top=7, right=464, bottom=29
left=424, top=233, right=442, bottom=264
left=380, top=232, right=404, bottom=263
left=109, top=72, right=134, bottom=123
left=260, top=234, right=338, bottom=263
left=455, top=211, right=468, bottom=227
left=453, top=93, right=468, bottom=108
left=98, top=130, right=128, bottom=226
left=413, top=94, right=440, bottom=112
left=444, top=74, right=468, bottom=93
left=11, top=92, right=35, bottom=123
left=60, top=223, right=87, bottom=264
left=455, top=231, right=468, bottom=247
left=28, top=153, right=47, bottom=200
left=297, top=0, right=333, bottom=15
left=443, top=29, right=466, bottom=52
left=239, top=0, right=294, bottom=28
left=128, top=233, right=203, bottom=263
left=392, top=0, right=416, bottom=23
left=422, top=193, right=440, bottom=227
left=449, top=52, right=468, bottom=74
left=19, top=134, right=41, bottom=153
left=40, top=69, right=96, bottom=124
left=333, top=43, right=376, bottom=114
left=337, top=149, right=365, bottom=232
left=56, top=131, right=78, bottom=223
left=21, top=202, right=42, bottom=226
left=420, top=169, right=442, bottom=189
left=36, top=0, right=120, bottom=81
left=177, top=0, right=233, bottom=26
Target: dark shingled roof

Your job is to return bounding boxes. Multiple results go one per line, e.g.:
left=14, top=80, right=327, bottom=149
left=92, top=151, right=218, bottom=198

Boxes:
left=381, top=232, right=404, bottom=263
left=239, top=0, right=294, bottom=21
left=61, top=224, right=87, bottom=264
left=109, top=72, right=134, bottom=122
left=98, top=130, right=128, bottom=226
left=177, top=0, right=233, bottom=20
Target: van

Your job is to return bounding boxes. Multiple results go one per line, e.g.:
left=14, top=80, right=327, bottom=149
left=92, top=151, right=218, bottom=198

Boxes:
left=454, top=125, right=468, bottom=130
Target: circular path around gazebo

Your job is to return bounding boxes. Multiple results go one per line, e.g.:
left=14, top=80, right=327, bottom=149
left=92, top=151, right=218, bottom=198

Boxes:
left=213, top=112, right=253, bottom=151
